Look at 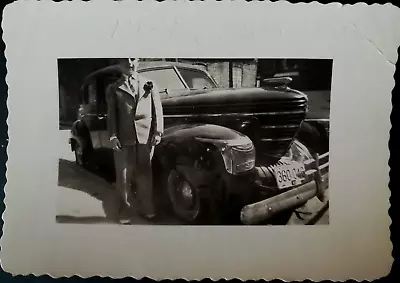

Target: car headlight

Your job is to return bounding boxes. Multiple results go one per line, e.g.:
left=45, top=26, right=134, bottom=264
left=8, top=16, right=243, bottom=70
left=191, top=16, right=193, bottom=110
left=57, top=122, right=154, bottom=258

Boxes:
left=217, top=142, right=256, bottom=175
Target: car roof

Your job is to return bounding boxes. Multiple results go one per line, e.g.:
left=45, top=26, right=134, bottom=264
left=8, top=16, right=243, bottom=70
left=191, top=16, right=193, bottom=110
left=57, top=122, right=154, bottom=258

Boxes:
left=82, top=61, right=207, bottom=84
left=82, top=65, right=127, bottom=85
left=137, top=61, right=207, bottom=71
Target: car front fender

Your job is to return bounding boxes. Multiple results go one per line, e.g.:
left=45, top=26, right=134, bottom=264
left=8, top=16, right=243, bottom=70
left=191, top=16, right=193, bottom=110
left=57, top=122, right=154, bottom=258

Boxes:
left=161, top=123, right=249, bottom=144
left=155, top=123, right=253, bottom=172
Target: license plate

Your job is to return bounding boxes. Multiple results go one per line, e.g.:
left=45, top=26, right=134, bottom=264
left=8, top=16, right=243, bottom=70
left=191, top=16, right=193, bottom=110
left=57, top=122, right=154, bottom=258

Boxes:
left=272, top=162, right=306, bottom=189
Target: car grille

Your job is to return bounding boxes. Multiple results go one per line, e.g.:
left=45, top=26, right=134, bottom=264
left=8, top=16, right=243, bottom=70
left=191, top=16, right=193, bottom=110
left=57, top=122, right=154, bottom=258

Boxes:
left=162, top=95, right=307, bottom=160
left=254, top=98, right=307, bottom=159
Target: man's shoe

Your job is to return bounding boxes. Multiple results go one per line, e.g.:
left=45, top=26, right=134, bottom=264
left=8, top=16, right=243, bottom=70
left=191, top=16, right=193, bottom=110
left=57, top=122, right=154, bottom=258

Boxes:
left=137, top=212, right=157, bottom=222
left=118, top=218, right=132, bottom=225
left=145, top=213, right=157, bottom=220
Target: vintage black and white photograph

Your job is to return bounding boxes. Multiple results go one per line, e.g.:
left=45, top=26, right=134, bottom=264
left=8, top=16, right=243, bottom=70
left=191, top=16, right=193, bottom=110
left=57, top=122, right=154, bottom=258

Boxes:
left=2, top=1, right=396, bottom=279
left=57, top=58, right=332, bottom=226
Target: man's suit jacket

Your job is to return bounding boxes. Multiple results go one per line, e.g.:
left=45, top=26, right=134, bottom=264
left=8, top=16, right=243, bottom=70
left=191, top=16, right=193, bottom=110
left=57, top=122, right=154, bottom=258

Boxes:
left=106, top=73, right=164, bottom=146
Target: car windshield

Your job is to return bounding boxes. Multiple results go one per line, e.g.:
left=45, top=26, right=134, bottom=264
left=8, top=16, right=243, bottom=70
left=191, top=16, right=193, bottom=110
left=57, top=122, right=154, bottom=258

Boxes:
left=140, top=67, right=186, bottom=91
left=177, top=67, right=217, bottom=90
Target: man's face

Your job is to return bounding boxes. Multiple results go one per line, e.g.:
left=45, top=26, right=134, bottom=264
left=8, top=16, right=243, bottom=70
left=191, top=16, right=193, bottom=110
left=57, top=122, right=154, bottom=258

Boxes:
left=128, top=58, right=140, bottom=75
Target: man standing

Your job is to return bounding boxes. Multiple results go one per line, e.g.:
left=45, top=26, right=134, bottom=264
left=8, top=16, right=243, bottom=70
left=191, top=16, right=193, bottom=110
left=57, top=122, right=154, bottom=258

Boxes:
left=106, top=58, right=164, bottom=223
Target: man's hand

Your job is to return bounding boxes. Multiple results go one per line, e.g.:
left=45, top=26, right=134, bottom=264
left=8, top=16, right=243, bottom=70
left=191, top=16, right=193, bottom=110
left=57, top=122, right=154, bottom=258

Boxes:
left=110, top=136, right=122, bottom=151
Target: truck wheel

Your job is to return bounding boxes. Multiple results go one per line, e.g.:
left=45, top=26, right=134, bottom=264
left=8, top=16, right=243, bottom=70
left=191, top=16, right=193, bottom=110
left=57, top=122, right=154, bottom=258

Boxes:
left=166, top=168, right=205, bottom=224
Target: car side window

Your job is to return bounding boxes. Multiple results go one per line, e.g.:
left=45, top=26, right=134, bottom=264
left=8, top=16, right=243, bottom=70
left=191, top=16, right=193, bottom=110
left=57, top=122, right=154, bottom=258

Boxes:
left=177, top=68, right=216, bottom=90
left=81, top=81, right=97, bottom=105
left=140, top=68, right=186, bottom=93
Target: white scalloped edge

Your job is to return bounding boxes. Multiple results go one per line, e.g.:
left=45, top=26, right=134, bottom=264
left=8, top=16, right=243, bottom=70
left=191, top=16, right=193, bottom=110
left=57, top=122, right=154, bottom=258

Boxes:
left=0, top=0, right=397, bottom=281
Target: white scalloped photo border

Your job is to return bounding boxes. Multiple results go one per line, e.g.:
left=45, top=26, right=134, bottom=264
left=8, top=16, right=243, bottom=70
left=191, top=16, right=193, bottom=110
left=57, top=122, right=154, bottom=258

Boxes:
left=1, top=0, right=398, bottom=281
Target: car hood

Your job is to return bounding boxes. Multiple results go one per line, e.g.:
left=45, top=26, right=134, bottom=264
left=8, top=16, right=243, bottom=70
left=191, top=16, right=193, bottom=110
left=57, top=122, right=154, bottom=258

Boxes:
left=162, top=87, right=307, bottom=108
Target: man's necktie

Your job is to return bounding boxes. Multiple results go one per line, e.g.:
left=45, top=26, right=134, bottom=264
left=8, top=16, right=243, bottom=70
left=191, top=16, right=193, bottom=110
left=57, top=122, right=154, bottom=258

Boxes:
left=128, top=76, right=138, bottom=99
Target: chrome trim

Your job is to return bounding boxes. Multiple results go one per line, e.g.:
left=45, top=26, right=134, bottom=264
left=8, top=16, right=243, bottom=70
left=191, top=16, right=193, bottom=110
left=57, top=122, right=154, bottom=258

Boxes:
left=319, top=162, right=329, bottom=170
left=262, top=77, right=292, bottom=89
left=173, top=66, right=190, bottom=89
left=319, top=152, right=329, bottom=160
left=261, top=137, right=293, bottom=142
left=232, top=143, right=254, bottom=151
left=305, top=169, right=317, bottom=175
left=81, top=113, right=108, bottom=118
left=82, top=114, right=99, bottom=117
left=163, top=110, right=306, bottom=118
left=261, top=124, right=298, bottom=129
left=304, top=159, right=315, bottom=166
left=274, top=71, right=300, bottom=77
left=305, top=118, right=330, bottom=123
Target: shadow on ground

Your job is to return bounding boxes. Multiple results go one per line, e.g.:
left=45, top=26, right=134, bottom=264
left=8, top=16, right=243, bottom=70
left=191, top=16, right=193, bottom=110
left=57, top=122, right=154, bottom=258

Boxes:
left=57, top=155, right=181, bottom=225
left=56, top=215, right=116, bottom=224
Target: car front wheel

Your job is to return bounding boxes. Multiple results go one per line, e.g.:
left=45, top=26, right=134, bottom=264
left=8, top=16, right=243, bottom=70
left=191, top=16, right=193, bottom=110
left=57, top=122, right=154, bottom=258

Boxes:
left=166, top=168, right=203, bottom=224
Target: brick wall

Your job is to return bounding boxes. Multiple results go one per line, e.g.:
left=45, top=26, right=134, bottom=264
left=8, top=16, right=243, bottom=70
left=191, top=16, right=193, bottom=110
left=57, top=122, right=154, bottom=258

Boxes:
left=184, top=60, right=258, bottom=88
left=241, top=62, right=258, bottom=88
left=206, top=62, right=230, bottom=88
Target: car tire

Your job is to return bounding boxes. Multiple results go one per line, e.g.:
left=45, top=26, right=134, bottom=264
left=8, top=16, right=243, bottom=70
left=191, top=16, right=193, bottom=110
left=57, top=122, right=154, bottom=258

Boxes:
left=164, top=167, right=209, bottom=225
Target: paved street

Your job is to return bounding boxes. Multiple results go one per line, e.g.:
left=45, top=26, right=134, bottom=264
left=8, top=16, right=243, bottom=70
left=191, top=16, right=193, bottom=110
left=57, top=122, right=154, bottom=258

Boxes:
left=57, top=130, right=329, bottom=226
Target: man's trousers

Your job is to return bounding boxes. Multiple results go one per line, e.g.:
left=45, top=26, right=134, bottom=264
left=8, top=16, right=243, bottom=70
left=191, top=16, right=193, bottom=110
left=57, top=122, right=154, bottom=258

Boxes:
left=114, top=142, right=156, bottom=217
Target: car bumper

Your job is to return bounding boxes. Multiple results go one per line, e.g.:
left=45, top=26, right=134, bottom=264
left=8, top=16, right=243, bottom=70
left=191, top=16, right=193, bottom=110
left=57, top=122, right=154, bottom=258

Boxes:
left=240, top=152, right=329, bottom=225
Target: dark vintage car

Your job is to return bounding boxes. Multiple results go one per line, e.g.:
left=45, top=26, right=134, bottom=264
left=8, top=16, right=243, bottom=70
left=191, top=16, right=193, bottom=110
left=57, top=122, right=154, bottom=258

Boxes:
left=69, top=61, right=329, bottom=225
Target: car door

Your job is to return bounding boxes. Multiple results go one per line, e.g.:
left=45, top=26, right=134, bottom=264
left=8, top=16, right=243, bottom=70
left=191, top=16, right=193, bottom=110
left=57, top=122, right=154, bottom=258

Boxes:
left=96, top=72, right=122, bottom=148
left=80, top=80, right=103, bottom=149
